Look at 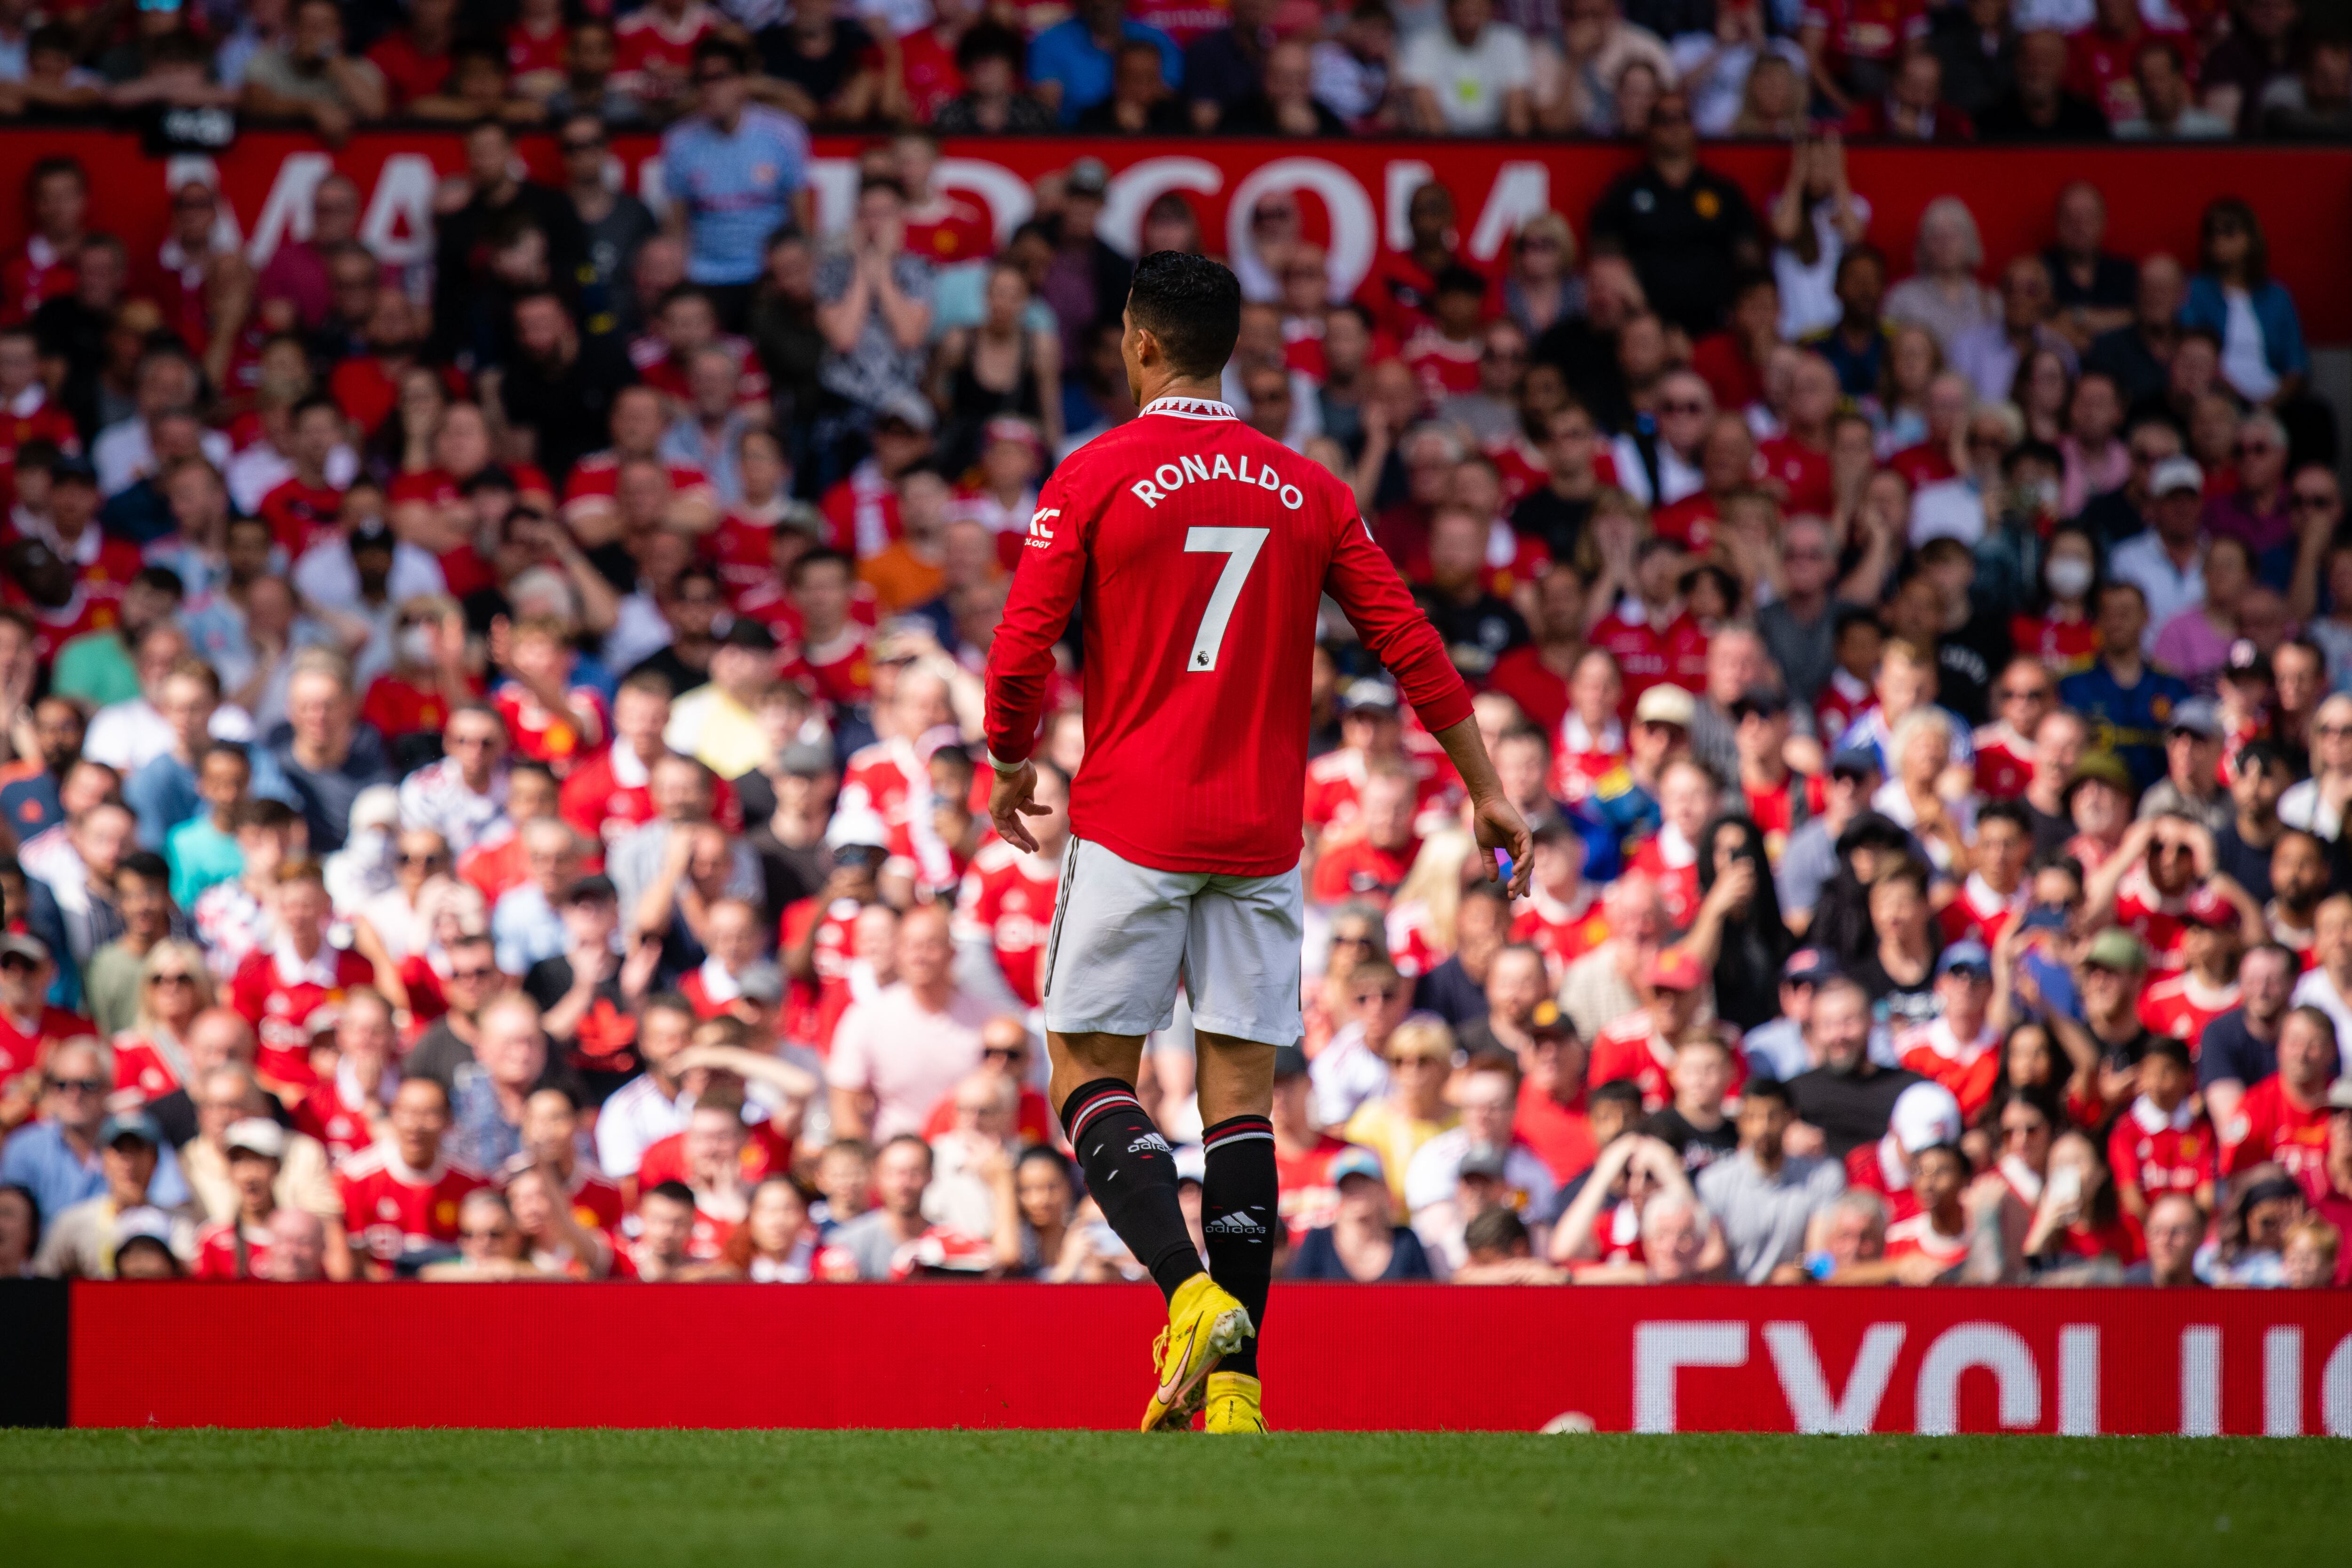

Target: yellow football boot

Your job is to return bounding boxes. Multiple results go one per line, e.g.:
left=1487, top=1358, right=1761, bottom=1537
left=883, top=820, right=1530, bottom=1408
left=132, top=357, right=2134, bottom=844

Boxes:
left=1138, top=1274, right=1254, bottom=1433
left=1201, top=1371, right=1268, bottom=1434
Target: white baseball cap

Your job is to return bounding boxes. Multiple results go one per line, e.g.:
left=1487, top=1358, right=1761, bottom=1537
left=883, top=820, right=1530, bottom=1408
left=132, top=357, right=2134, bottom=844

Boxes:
left=1890, top=1081, right=1964, bottom=1155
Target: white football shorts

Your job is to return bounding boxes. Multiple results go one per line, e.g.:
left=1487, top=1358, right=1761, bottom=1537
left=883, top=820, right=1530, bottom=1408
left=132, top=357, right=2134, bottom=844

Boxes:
left=1040, top=836, right=1304, bottom=1046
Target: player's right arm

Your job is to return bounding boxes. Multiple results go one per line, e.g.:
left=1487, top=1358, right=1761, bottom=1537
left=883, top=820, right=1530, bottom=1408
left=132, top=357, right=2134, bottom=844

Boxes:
left=983, top=470, right=1088, bottom=849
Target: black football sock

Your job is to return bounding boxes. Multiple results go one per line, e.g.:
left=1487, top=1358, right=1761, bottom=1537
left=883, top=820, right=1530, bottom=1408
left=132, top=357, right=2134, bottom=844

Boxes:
left=1200, top=1114, right=1277, bottom=1379
left=1062, top=1079, right=1202, bottom=1302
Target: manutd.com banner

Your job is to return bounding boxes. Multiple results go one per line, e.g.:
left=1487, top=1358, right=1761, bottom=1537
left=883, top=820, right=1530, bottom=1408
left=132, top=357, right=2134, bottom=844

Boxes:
left=0, top=129, right=2346, bottom=339
left=66, top=1282, right=2352, bottom=1433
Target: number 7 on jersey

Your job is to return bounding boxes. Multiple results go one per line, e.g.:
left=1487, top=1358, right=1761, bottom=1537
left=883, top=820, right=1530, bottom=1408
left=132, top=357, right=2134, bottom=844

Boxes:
left=1183, top=526, right=1269, bottom=672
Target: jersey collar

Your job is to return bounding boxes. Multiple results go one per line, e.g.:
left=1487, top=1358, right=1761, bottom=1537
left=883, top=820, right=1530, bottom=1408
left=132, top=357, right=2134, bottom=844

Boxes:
left=1140, top=396, right=1238, bottom=422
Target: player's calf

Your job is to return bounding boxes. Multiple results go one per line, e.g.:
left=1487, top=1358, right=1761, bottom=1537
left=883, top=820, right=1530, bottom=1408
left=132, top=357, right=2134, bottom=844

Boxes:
left=1060, top=1078, right=1202, bottom=1299
left=1201, top=1113, right=1277, bottom=1379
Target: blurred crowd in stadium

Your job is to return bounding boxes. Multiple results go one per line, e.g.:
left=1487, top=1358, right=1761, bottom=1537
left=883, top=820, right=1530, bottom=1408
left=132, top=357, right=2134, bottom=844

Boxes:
left=0, top=0, right=2345, bottom=141
left=0, top=0, right=2349, bottom=1293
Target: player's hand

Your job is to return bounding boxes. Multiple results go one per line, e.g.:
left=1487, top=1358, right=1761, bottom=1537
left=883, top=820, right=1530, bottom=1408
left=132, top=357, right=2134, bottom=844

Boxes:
left=988, top=759, right=1051, bottom=853
left=1469, top=793, right=1534, bottom=899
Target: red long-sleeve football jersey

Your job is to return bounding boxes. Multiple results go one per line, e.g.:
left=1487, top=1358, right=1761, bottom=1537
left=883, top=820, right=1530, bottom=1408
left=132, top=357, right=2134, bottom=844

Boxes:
left=985, top=396, right=1472, bottom=876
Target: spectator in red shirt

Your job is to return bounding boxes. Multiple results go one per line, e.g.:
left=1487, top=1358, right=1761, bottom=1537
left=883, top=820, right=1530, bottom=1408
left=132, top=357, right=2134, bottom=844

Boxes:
left=1, top=156, right=85, bottom=326
left=1308, top=766, right=1423, bottom=907
left=366, top=0, right=458, bottom=111
left=0, top=933, right=88, bottom=1111
left=335, top=1074, right=485, bottom=1279
left=2224, top=1003, right=2339, bottom=1201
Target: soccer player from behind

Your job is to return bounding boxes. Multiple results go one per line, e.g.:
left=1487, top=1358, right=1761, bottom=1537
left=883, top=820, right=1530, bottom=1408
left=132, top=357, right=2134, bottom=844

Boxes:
left=984, top=253, right=1532, bottom=1435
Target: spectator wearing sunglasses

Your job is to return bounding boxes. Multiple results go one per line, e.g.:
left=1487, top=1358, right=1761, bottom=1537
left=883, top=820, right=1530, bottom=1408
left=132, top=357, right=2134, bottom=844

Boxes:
left=2, top=1038, right=191, bottom=1224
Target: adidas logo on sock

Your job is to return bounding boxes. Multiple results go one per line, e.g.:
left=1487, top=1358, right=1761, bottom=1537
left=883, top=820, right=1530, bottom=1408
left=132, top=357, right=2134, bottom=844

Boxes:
left=1128, top=1132, right=1173, bottom=1154
left=1204, top=1212, right=1266, bottom=1235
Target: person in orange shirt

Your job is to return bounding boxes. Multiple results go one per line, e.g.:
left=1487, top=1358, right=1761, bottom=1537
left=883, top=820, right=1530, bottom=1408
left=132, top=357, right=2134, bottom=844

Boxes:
left=858, top=465, right=953, bottom=617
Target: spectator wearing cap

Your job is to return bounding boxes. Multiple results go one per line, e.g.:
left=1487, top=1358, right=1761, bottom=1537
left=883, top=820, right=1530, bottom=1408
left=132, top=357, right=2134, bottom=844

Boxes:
left=1891, top=942, right=2002, bottom=1122
left=2106, top=456, right=2209, bottom=636
left=1696, top=1075, right=1846, bottom=1283
left=1585, top=684, right=1693, bottom=879
left=664, top=620, right=779, bottom=784
left=2137, top=697, right=2231, bottom=834
left=0, top=934, right=98, bottom=1107
left=1587, top=944, right=1720, bottom=1114
left=1742, top=947, right=1839, bottom=1083
left=1839, top=1076, right=1965, bottom=1224
left=3, top=1037, right=190, bottom=1221
left=1287, top=1146, right=1436, bottom=1281
left=188, top=1114, right=292, bottom=1280
left=1027, top=0, right=1180, bottom=126
left=30, top=1104, right=196, bottom=1276
left=1303, top=678, right=1430, bottom=847
left=2057, top=581, right=2188, bottom=792
left=1788, top=975, right=1927, bottom=1162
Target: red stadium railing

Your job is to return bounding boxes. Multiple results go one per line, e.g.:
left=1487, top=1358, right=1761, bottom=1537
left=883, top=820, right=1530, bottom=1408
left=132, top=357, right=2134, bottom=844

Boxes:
left=0, top=129, right=2347, bottom=337
left=66, top=1280, right=2352, bottom=1433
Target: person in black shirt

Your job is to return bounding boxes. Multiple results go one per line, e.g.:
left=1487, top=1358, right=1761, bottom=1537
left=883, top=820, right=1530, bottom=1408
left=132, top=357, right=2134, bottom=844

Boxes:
left=1640, top=1033, right=1741, bottom=1175
left=1975, top=29, right=2112, bottom=140
left=1413, top=506, right=1530, bottom=682
left=1789, top=975, right=1925, bottom=1161
left=1510, top=404, right=1600, bottom=560
left=519, top=876, right=644, bottom=1106
left=1848, top=857, right=1943, bottom=1033
left=758, top=7, right=871, bottom=123
left=431, top=120, right=588, bottom=366
left=1410, top=886, right=1509, bottom=1028
left=2042, top=182, right=2137, bottom=352
left=624, top=565, right=723, bottom=700
left=501, top=288, right=637, bottom=490
left=2216, top=741, right=2292, bottom=905
left=1586, top=90, right=1760, bottom=335
left=2194, top=941, right=2300, bottom=1130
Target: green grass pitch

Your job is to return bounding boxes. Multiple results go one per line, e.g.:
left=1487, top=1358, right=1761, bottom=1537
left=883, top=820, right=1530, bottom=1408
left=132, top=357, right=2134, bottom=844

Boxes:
left=3, top=1429, right=2346, bottom=1566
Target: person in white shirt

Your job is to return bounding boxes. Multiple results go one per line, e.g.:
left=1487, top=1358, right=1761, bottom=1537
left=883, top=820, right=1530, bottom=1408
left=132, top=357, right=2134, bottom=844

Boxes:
left=1310, top=958, right=1406, bottom=1130
left=2290, top=893, right=2352, bottom=1073
left=397, top=702, right=513, bottom=857
left=2106, top=456, right=2209, bottom=644
left=1399, top=0, right=1533, bottom=134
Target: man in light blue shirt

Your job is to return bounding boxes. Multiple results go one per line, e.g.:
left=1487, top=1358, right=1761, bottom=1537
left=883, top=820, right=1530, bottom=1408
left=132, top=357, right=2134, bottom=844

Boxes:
left=661, top=38, right=810, bottom=315
left=0, top=1052, right=190, bottom=1225
left=491, top=820, right=579, bottom=977
left=1028, top=0, right=1181, bottom=126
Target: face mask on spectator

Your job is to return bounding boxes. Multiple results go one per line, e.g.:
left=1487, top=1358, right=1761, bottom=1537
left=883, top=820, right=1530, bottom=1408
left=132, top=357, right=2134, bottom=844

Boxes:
left=2045, top=557, right=2093, bottom=599
left=398, top=624, right=436, bottom=667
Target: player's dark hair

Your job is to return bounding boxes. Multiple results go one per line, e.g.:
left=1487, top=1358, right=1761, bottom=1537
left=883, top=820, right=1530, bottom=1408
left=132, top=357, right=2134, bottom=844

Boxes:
left=1126, top=251, right=1241, bottom=380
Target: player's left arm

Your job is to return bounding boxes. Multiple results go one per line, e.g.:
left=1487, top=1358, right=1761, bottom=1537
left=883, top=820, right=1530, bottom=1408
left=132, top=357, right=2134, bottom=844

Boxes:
left=1324, top=503, right=1533, bottom=896
left=983, top=470, right=1089, bottom=851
